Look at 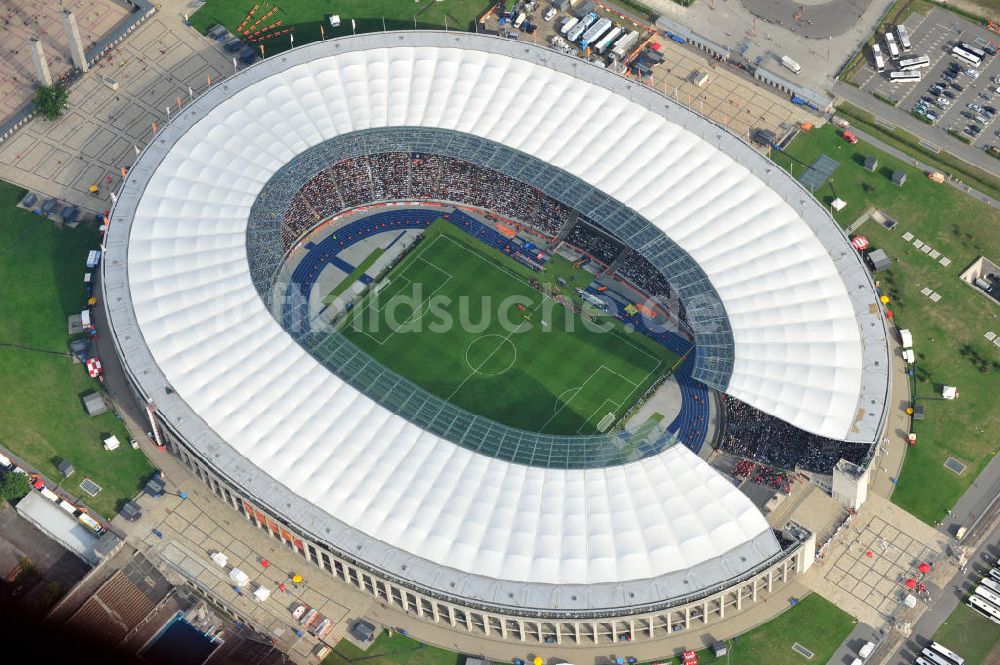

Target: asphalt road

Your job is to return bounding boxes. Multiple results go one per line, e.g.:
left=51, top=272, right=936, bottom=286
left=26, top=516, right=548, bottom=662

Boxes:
left=845, top=125, right=1000, bottom=209
left=740, top=0, right=873, bottom=39
left=832, top=81, right=1000, bottom=178
left=887, top=518, right=1000, bottom=665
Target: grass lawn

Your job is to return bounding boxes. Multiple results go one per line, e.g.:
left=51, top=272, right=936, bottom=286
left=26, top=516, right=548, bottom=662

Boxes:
left=323, top=247, right=384, bottom=305
left=932, top=602, right=1000, bottom=665
left=338, top=220, right=680, bottom=435
left=692, top=594, right=856, bottom=665
left=324, top=630, right=461, bottom=665
left=190, top=0, right=494, bottom=52
left=0, top=181, right=153, bottom=517
left=325, top=594, right=853, bottom=665
left=772, top=124, right=1000, bottom=524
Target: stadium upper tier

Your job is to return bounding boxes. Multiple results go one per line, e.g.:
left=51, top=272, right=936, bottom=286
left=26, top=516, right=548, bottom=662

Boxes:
left=103, top=33, right=888, bottom=609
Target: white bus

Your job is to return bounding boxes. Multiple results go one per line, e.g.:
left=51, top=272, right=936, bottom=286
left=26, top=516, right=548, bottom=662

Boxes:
left=872, top=43, right=886, bottom=72
left=890, top=70, right=921, bottom=82
left=988, top=567, right=1000, bottom=583
left=974, top=586, right=1000, bottom=611
left=959, top=41, right=987, bottom=59
left=899, top=55, right=930, bottom=70
left=980, top=577, right=1000, bottom=594
left=896, top=24, right=912, bottom=51
left=928, top=641, right=964, bottom=665
left=952, top=44, right=983, bottom=67
left=886, top=32, right=901, bottom=59
left=559, top=16, right=578, bottom=36
left=968, top=594, right=1000, bottom=624
left=920, top=649, right=953, bottom=665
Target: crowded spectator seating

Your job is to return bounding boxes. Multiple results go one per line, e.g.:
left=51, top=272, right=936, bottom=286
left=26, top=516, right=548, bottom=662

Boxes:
left=279, top=152, right=576, bottom=250
left=719, top=395, right=873, bottom=474
left=617, top=252, right=673, bottom=299
left=565, top=220, right=624, bottom=265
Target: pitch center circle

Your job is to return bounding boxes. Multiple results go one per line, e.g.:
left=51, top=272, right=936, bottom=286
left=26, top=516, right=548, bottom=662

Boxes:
left=465, top=334, right=517, bottom=376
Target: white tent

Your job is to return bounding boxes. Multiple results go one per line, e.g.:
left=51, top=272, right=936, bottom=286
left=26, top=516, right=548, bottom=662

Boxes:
left=831, top=198, right=847, bottom=211
left=899, top=328, right=913, bottom=349
left=210, top=552, right=228, bottom=567
left=102, top=435, right=120, bottom=451
left=228, top=568, right=250, bottom=587
left=328, top=15, right=341, bottom=27
left=942, top=386, right=958, bottom=400
left=253, top=586, right=271, bottom=602
left=902, top=349, right=915, bottom=364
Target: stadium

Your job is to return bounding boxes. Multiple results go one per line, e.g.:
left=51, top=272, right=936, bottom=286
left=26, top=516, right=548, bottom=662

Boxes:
left=102, top=32, right=890, bottom=644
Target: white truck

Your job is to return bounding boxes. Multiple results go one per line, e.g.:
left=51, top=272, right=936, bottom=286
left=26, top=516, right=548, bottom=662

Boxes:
left=781, top=55, right=801, bottom=74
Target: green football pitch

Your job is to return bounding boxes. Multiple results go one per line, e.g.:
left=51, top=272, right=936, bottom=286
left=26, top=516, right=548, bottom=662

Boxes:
left=338, top=221, right=682, bottom=435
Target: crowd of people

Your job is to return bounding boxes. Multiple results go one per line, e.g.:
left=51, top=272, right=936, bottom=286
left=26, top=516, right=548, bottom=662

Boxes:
left=719, top=396, right=873, bottom=475
left=279, top=152, right=581, bottom=250
left=617, top=252, right=673, bottom=299
left=730, top=459, right=793, bottom=493
left=564, top=221, right=624, bottom=265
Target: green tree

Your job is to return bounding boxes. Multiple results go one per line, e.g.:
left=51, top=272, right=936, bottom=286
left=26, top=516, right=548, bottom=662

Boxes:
left=33, top=84, right=69, bottom=121
left=0, top=471, right=31, bottom=502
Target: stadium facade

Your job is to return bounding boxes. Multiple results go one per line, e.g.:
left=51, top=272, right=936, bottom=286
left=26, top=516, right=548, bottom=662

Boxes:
left=101, top=32, right=889, bottom=644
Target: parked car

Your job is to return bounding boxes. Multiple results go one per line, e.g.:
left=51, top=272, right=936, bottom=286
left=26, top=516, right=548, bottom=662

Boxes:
left=943, top=90, right=956, bottom=99
left=952, top=82, right=965, bottom=91
left=543, top=7, right=556, bottom=21
left=968, top=102, right=982, bottom=111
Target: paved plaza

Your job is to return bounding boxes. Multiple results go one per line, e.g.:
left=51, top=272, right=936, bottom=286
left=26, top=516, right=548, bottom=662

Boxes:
left=802, top=494, right=954, bottom=629
left=0, top=0, right=131, bottom=121
left=643, top=34, right=816, bottom=143
left=0, top=3, right=230, bottom=212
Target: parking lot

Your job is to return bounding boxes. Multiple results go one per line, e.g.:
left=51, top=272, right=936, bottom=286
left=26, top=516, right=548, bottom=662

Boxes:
left=851, top=7, right=1000, bottom=154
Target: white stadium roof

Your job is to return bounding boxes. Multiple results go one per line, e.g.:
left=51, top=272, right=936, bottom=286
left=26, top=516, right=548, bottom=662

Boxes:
left=103, top=33, right=888, bottom=611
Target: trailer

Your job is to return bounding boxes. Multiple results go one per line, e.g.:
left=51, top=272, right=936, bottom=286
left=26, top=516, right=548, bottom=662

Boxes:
left=559, top=16, right=578, bottom=36
left=566, top=12, right=597, bottom=42
left=611, top=30, right=640, bottom=60
left=594, top=26, right=622, bottom=54
left=579, top=17, right=612, bottom=48
left=780, top=55, right=801, bottom=74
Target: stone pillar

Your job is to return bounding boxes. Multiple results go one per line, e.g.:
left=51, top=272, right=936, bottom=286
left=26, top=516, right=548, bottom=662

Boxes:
left=431, top=602, right=440, bottom=623
left=555, top=622, right=562, bottom=644
left=684, top=606, right=691, bottom=631
left=752, top=577, right=759, bottom=601
left=61, top=10, right=88, bottom=72
left=30, top=38, right=52, bottom=86
left=500, top=617, right=508, bottom=639
left=736, top=586, right=743, bottom=611
left=591, top=622, right=600, bottom=644
left=611, top=622, right=618, bottom=642
left=448, top=604, right=457, bottom=627
left=519, top=620, right=526, bottom=641
left=767, top=570, right=774, bottom=593
left=628, top=620, right=635, bottom=641
left=482, top=613, right=490, bottom=636
left=783, top=559, right=790, bottom=582
left=464, top=611, right=472, bottom=632
left=703, top=600, right=709, bottom=624
left=649, top=616, right=656, bottom=638
left=573, top=622, right=581, bottom=644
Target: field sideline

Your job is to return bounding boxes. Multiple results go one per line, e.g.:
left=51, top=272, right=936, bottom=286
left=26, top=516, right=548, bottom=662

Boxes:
left=338, top=220, right=681, bottom=435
